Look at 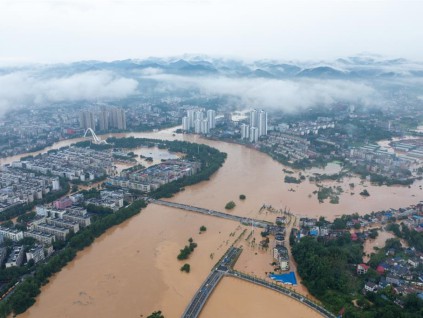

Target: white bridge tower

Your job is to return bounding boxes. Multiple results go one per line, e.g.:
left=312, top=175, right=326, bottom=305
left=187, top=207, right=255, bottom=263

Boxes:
left=83, top=128, right=108, bottom=145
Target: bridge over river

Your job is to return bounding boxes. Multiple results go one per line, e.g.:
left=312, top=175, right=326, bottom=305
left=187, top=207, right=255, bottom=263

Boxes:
left=181, top=246, right=336, bottom=318
left=149, top=199, right=273, bottom=228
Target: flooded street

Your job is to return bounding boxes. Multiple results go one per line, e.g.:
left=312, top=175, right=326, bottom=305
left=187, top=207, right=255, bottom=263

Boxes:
left=6, top=127, right=422, bottom=317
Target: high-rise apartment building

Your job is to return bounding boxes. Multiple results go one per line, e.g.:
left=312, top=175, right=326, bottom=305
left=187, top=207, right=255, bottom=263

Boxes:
left=182, top=116, right=190, bottom=131
left=249, top=126, right=259, bottom=143
left=249, top=109, right=258, bottom=128
left=187, top=109, right=196, bottom=128
left=249, top=109, right=267, bottom=137
left=79, top=111, right=95, bottom=130
left=201, top=119, right=209, bottom=134
left=194, top=119, right=201, bottom=134
left=207, top=110, right=216, bottom=129
left=258, top=110, right=268, bottom=136
left=240, top=124, right=250, bottom=140
left=109, top=107, right=126, bottom=130
left=99, top=107, right=109, bottom=131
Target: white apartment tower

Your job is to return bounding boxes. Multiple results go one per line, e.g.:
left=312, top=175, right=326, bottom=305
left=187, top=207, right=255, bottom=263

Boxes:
left=207, top=110, right=216, bottom=129
left=201, top=119, right=209, bottom=134
left=79, top=111, right=95, bottom=130
left=182, top=116, right=190, bottom=131
left=249, top=127, right=259, bottom=143
left=240, top=124, right=250, bottom=140
left=258, top=110, right=268, bottom=136
left=194, top=119, right=202, bottom=134
left=187, top=109, right=196, bottom=128
left=249, top=109, right=258, bottom=128
left=99, top=107, right=109, bottom=131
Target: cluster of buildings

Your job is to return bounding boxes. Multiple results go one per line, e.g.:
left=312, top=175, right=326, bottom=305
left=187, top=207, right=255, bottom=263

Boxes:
left=85, top=190, right=124, bottom=212
left=348, top=144, right=416, bottom=179
left=295, top=204, right=423, bottom=301
left=13, top=147, right=114, bottom=181
left=182, top=109, right=216, bottom=135
left=107, top=159, right=201, bottom=193
left=240, top=109, right=268, bottom=143
left=261, top=217, right=290, bottom=271
left=0, top=186, right=137, bottom=270
left=260, top=132, right=314, bottom=162
left=277, top=119, right=335, bottom=136
left=358, top=250, right=423, bottom=299
left=80, top=106, right=127, bottom=131
left=0, top=207, right=91, bottom=269
left=0, top=167, right=60, bottom=212
left=391, top=139, right=423, bottom=161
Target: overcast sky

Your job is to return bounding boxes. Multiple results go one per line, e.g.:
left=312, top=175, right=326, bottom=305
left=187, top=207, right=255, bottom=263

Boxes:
left=1, top=0, right=423, bottom=64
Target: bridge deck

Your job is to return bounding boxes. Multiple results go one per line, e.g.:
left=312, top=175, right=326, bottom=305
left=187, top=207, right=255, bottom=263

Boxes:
left=150, top=199, right=272, bottom=228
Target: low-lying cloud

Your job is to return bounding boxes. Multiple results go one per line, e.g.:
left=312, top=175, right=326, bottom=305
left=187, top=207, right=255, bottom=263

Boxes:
left=146, top=73, right=379, bottom=111
left=0, top=70, right=138, bottom=115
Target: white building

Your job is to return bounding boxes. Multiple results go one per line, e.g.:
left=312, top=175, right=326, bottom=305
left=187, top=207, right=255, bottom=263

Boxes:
left=195, top=110, right=204, bottom=121
left=258, top=110, right=268, bottom=136
left=194, top=119, right=202, bottom=134
left=207, top=110, right=216, bottom=129
left=182, top=116, right=190, bottom=131
left=26, top=245, right=45, bottom=264
left=52, top=179, right=60, bottom=191
left=201, top=119, right=209, bottom=134
left=250, top=109, right=258, bottom=128
left=241, top=124, right=250, bottom=140
left=187, top=109, right=196, bottom=128
left=5, top=246, right=24, bottom=268
left=249, top=127, right=259, bottom=143
left=0, top=228, right=23, bottom=242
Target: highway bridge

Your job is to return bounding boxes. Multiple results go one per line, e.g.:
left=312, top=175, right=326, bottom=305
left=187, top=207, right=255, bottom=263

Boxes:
left=181, top=247, right=242, bottom=318
left=150, top=199, right=272, bottom=228
left=226, top=270, right=336, bottom=318
left=181, top=246, right=336, bottom=318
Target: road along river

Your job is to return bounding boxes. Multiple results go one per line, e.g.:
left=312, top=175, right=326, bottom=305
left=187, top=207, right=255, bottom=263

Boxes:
left=4, top=127, right=421, bottom=318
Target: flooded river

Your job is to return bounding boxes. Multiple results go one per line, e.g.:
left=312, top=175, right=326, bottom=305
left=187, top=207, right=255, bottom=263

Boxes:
left=6, top=127, right=422, bottom=317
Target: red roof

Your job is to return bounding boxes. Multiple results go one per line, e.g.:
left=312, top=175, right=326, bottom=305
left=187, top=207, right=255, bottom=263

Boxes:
left=351, top=233, right=358, bottom=241
left=376, top=265, right=385, bottom=274
left=358, top=263, right=370, bottom=270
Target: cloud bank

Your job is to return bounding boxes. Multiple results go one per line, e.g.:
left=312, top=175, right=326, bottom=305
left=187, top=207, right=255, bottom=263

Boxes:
left=0, top=70, right=138, bottom=115
left=146, top=73, right=379, bottom=112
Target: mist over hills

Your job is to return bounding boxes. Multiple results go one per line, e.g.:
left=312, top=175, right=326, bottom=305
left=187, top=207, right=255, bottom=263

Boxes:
left=0, top=55, right=422, bottom=115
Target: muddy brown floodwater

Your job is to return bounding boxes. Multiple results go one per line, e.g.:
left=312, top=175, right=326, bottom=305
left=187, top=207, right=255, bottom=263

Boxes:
left=7, top=127, right=422, bottom=318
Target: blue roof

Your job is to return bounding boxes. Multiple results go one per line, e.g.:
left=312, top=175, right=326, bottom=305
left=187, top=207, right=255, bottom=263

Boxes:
left=269, top=272, right=297, bottom=285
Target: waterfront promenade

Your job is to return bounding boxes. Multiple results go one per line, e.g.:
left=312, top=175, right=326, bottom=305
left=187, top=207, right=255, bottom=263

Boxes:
left=150, top=199, right=272, bottom=228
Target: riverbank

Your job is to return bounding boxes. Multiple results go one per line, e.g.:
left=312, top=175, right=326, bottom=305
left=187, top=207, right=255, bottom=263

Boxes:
left=1, top=127, right=422, bottom=317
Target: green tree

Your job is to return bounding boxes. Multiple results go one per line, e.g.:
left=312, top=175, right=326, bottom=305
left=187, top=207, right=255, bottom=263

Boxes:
left=147, top=311, right=164, bottom=318
left=225, top=201, right=236, bottom=210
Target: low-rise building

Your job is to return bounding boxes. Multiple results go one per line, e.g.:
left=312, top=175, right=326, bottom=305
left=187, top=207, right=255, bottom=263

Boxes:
left=33, top=223, right=69, bottom=240
left=364, top=282, right=378, bottom=293
left=0, top=247, right=7, bottom=266
left=63, top=212, right=91, bottom=227
left=47, top=218, right=80, bottom=233
left=26, top=245, right=45, bottom=264
left=24, top=230, right=56, bottom=245
left=357, top=263, right=370, bottom=275
left=273, top=245, right=289, bottom=271
left=5, top=245, right=24, bottom=268
left=0, top=227, right=23, bottom=242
